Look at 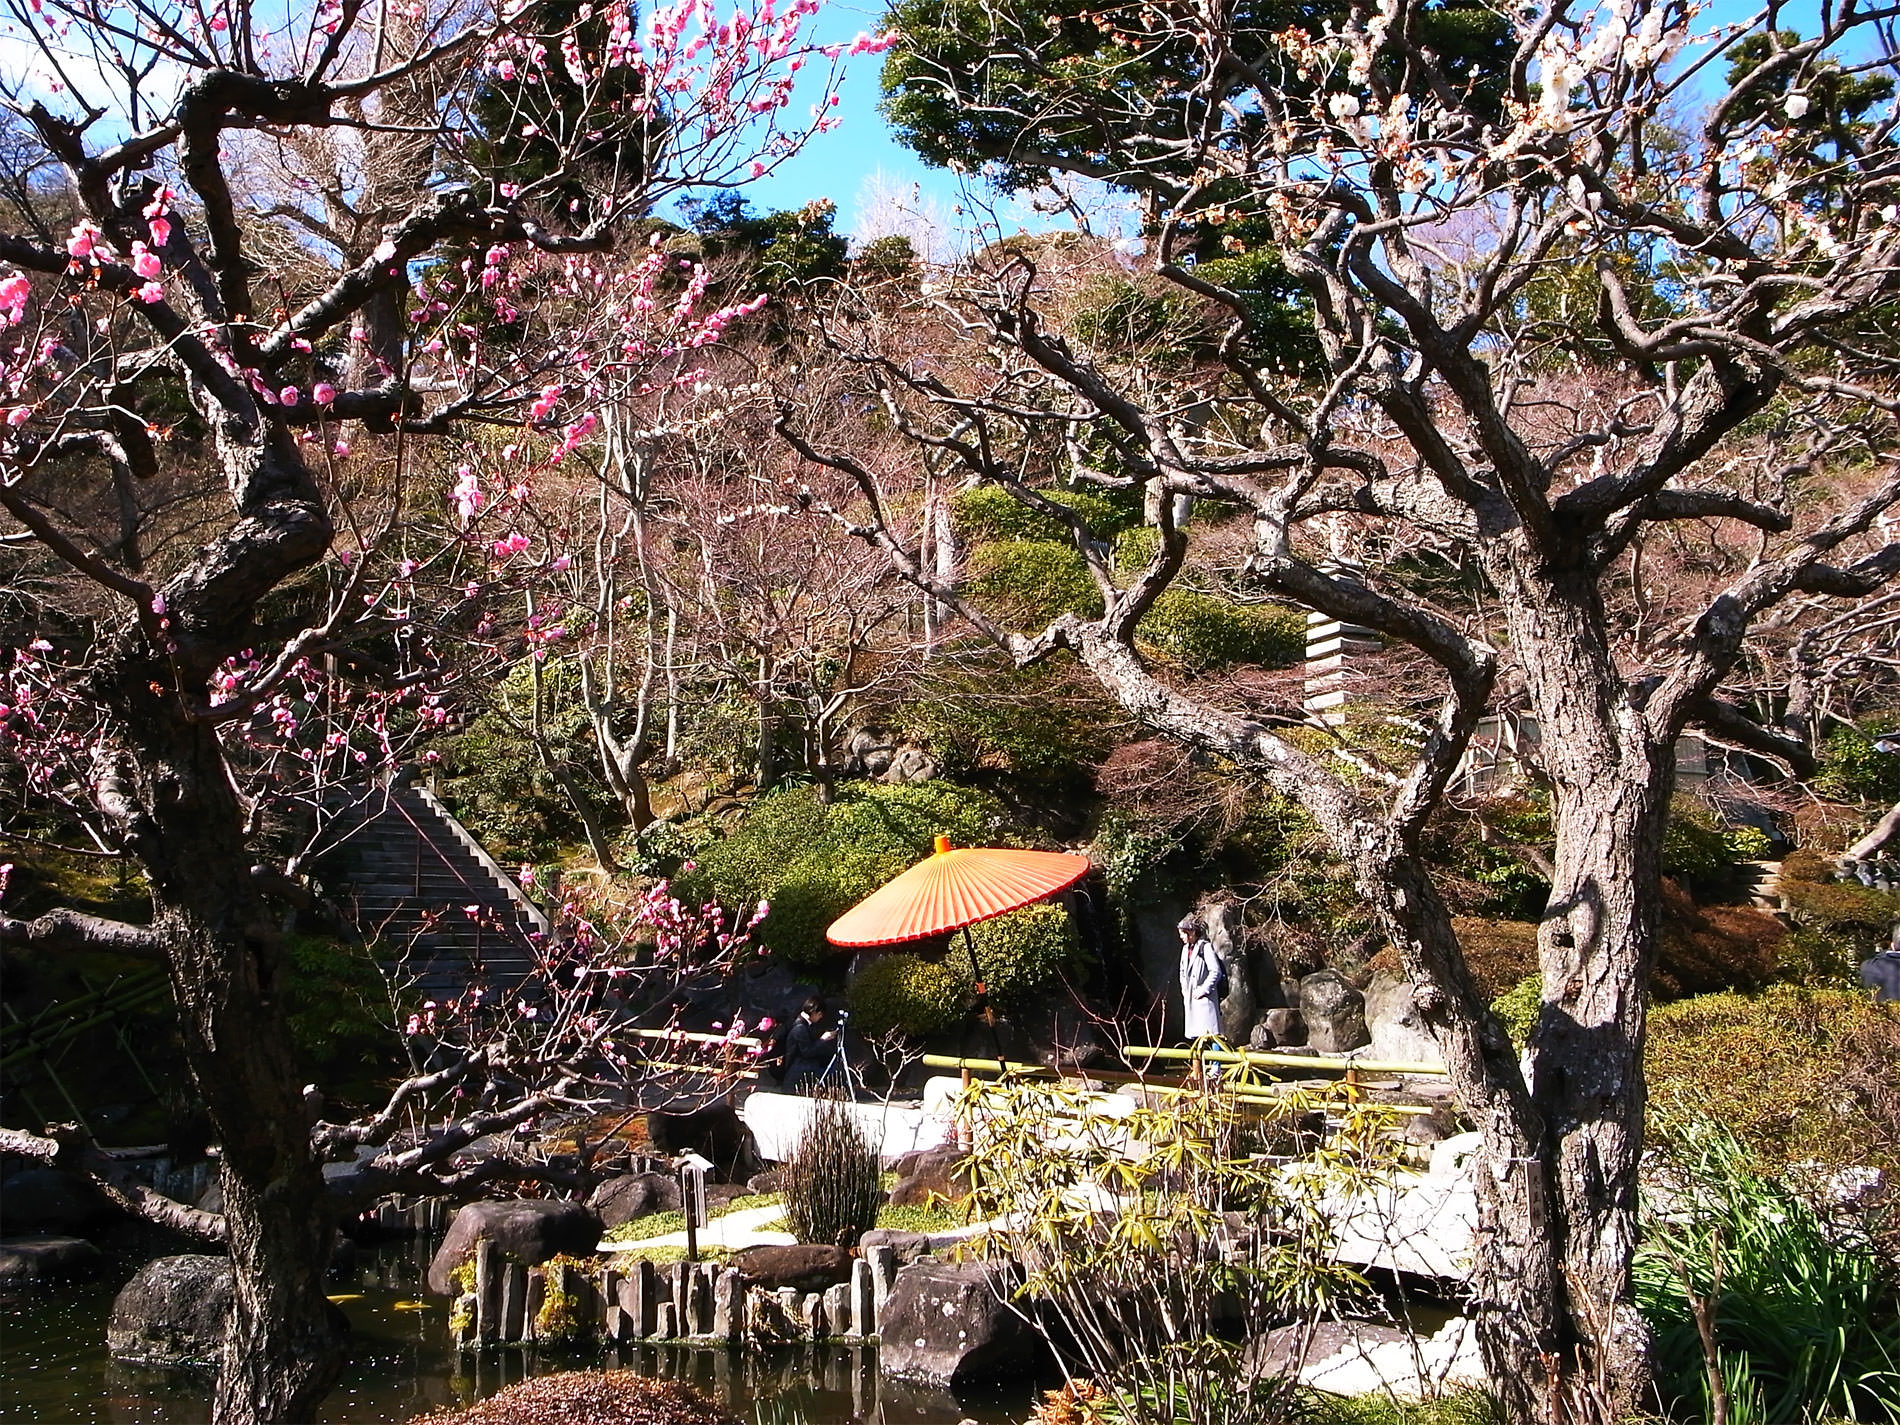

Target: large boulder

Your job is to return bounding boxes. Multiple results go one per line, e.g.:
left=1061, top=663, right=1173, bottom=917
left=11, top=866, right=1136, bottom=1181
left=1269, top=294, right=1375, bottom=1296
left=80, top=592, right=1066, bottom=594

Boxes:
left=882, top=747, right=939, bottom=785
left=727, top=1243, right=852, bottom=1293
left=856, top=1229, right=936, bottom=1266
left=1299, top=971, right=1369, bottom=1054
left=1363, top=974, right=1445, bottom=1066
left=587, top=1172, right=681, bottom=1230
left=1255, top=1007, right=1306, bottom=1048
left=878, top=1260, right=1046, bottom=1386
left=1199, top=899, right=1257, bottom=1045
left=0, top=1234, right=104, bottom=1284
left=886, top=1146, right=970, bottom=1208
left=847, top=727, right=897, bottom=779
left=0, top=1167, right=117, bottom=1234
left=108, top=1254, right=233, bottom=1366
left=426, top=1199, right=602, bottom=1296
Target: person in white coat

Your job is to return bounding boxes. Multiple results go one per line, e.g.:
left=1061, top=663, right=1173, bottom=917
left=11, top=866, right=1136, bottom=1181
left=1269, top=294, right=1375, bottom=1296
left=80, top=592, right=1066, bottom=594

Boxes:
left=1178, top=913, right=1225, bottom=1042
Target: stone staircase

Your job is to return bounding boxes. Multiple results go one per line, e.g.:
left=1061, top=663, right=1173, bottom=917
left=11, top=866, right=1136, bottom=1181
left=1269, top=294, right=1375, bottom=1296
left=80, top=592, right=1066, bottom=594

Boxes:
left=320, top=778, right=550, bottom=1004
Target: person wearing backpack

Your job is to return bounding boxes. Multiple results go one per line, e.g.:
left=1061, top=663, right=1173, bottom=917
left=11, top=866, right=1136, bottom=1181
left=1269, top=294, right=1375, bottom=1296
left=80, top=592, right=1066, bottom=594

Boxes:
left=1178, top=913, right=1226, bottom=1043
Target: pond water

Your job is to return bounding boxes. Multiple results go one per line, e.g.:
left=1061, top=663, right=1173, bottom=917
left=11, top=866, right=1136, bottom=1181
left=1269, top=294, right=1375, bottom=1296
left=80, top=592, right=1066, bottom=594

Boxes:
left=0, top=1239, right=1035, bottom=1425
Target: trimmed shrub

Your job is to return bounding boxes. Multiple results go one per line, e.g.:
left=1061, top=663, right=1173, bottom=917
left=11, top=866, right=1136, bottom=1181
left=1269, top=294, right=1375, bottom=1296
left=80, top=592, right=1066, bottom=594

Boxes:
left=1646, top=986, right=1900, bottom=1176
left=1653, top=880, right=1784, bottom=998
left=822, top=780, right=1003, bottom=864
left=1136, top=589, right=1305, bottom=673
left=410, top=1370, right=736, bottom=1425
left=1450, top=918, right=1540, bottom=998
left=781, top=1095, right=882, bottom=1247
left=1778, top=847, right=1900, bottom=968
left=966, top=539, right=1104, bottom=624
left=687, top=784, right=833, bottom=912
left=964, top=902, right=1083, bottom=1012
left=1112, top=525, right=1162, bottom=574
left=848, top=953, right=967, bottom=1039
left=689, top=782, right=1008, bottom=966
left=952, top=484, right=1135, bottom=544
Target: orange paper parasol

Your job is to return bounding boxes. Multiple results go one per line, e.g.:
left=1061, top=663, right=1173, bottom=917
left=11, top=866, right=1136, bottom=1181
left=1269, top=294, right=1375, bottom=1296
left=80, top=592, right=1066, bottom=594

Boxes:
left=826, top=836, right=1092, bottom=948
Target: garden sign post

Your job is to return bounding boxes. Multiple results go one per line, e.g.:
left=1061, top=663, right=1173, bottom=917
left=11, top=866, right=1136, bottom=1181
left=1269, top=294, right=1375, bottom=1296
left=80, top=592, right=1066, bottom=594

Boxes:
left=679, top=1151, right=712, bottom=1262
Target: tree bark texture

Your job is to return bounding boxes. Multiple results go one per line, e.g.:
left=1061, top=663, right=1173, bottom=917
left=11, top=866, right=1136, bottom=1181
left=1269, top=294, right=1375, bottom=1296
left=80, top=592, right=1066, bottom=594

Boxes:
left=83, top=432, right=344, bottom=1423
left=97, top=667, right=343, bottom=1425
left=1485, top=550, right=1676, bottom=1420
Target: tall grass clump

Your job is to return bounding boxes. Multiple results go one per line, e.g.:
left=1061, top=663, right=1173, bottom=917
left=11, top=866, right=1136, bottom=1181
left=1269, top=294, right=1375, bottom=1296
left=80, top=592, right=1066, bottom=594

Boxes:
left=781, top=1094, right=882, bottom=1248
left=1635, top=1113, right=1900, bottom=1424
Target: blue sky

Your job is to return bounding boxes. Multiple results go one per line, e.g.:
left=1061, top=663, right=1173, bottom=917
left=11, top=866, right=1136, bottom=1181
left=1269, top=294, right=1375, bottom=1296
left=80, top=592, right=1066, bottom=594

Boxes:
left=710, top=0, right=1147, bottom=253
left=700, top=0, right=968, bottom=242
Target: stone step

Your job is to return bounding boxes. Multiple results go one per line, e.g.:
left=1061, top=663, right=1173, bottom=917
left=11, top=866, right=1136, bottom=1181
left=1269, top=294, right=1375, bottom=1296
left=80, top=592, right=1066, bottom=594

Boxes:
left=323, top=780, right=547, bottom=1005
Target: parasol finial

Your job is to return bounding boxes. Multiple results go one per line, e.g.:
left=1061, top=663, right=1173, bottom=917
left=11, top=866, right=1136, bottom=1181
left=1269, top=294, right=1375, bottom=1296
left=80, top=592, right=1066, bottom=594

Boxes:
left=933, top=834, right=952, bottom=855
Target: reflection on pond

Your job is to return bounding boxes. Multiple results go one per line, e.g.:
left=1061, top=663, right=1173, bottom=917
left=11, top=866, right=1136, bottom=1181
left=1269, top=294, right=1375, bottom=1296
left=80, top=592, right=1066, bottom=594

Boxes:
left=1, top=1239, right=1032, bottom=1425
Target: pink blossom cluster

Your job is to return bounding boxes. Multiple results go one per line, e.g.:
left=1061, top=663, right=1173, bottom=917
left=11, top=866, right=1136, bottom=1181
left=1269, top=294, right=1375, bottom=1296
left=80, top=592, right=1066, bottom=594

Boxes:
left=0, top=273, right=31, bottom=326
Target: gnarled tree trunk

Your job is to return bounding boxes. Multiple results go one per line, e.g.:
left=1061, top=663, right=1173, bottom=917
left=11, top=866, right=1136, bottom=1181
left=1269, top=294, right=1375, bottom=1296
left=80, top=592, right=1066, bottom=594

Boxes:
left=98, top=673, right=342, bottom=1423
left=1489, top=556, right=1674, bottom=1420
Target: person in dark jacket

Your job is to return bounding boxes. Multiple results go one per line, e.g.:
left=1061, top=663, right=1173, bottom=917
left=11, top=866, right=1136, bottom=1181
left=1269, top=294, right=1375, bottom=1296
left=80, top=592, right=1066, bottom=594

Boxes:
left=1860, top=925, right=1900, bottom=1002
left=779, top=997, right=839, bottom=1088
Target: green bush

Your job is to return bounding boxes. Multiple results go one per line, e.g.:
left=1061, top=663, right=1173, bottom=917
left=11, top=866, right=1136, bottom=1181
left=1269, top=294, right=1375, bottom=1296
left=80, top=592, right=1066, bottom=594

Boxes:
left=685, top=784, right=833, bottom=918
left=900, top=659, right=1119, bottom=794
left=1636, top=1115, right=1899, bottom=1424
left=1724, top=823, right=1778, bottom=861
left=1817, top=715, right=1900, bottom=804
left=1112, top=525, right=1162, bottom=574
left=966, top=539, right=1104, bottom=624
left=781, top=1096, right=883, bottom=1247
left=1189, top=246, right=1327, bottom=377
left=1136, top=589, right=1305, bottom=673
left=1412, top=795, right=1556, bottom=921
left=1489, top=974, right=1542, bottom=1048
left=952, top=484, right=1135, bottom=543
left=436, top=662, right=613, bottom=862
left=964, top=902, right=1083, bottom=1012
left=690, top=782, right=1008, bottom=966
left=283, top=934, right=394, bottom=1078
left=1090, top=810, right=1188, bottom=899
left=1661, top=811, right=1739, bottom=890
left=1301, top=1391, right=1505, bottom=1425
left=821, top=780, right=1003, bottom=864
left=854, top=234, right=916, bottom=280
left=848, top=952, right=967, bottom=1038
left=1646, top=986, right=1900, bottom=1176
